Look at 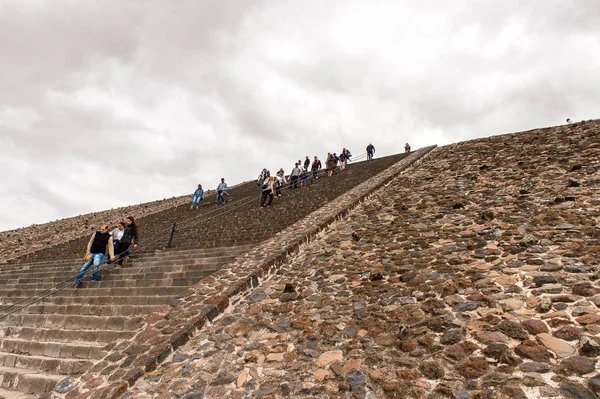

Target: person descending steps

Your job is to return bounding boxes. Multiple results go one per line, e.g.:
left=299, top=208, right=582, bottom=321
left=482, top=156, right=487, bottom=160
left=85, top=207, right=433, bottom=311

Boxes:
left=74, top=224, right=115, bottom=286
left=215, top=178, right=228, bottom=205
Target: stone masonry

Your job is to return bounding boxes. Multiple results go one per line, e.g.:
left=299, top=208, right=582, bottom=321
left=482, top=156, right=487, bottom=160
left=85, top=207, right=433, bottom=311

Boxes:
left=51, top=148, right=435, bottom=398
left=118, top=121, right=600, bottom=399
left=0, top=151, right=421, bottom=398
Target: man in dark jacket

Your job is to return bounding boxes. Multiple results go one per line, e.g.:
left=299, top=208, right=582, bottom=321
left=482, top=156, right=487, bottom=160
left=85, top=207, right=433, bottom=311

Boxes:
left=366, top=143, right=375, bottom=160
left=74, top=224, right=115, bottom=286
left=311, top=156, right=322, bottom=181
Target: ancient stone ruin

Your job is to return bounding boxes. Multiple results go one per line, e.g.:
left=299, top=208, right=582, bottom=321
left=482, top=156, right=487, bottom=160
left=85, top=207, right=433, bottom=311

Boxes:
left=1, top=121, right=599, bottom=398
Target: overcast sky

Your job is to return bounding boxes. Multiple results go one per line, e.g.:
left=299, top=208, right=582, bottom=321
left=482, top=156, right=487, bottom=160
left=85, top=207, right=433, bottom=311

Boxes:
left=1, top=0, right=599, bottom=231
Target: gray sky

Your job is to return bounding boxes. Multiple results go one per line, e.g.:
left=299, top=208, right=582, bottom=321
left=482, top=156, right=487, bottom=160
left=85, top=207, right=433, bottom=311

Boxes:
left=1, top=0, right=599, bottom=231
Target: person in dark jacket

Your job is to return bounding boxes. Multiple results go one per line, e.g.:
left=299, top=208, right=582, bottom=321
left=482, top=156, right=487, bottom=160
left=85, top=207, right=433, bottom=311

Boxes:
left=311, top=156, right=322, bottom=181
left=114, top=216, right=139, bottom=265
left=366, top=143, right=375, bottom=160
left=74, top=224, right=115, bottom=285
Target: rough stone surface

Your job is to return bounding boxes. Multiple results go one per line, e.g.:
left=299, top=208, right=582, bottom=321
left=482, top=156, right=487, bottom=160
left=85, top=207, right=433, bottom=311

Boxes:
left=16, top=121, right=600, bottom=398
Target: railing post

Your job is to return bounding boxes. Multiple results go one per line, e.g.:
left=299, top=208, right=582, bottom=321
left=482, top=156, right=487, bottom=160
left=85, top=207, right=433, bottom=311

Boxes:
left=167, top=223, right=176, bottom=248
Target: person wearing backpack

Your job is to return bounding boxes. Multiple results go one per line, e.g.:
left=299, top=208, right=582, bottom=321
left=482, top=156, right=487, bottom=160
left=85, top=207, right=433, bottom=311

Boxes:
left=74, top=224, right=115, bottom=286
left=260, top=176, right=275, bottom=207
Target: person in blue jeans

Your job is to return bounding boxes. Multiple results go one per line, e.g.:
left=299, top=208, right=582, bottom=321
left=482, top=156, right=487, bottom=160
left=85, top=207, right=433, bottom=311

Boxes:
left=191, top=184, right=204, bottom=209
left=74, top=224, right=115, bottom=286
left=215, top=178, right=228, bottom=205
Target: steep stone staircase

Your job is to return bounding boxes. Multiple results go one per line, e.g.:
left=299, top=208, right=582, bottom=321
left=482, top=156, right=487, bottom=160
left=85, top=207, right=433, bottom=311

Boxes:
left=0, top=153, right=410, bottom=398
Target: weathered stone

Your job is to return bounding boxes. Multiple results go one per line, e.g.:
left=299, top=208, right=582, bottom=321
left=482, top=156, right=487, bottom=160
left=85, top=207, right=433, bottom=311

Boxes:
left=316, top=350, right=343, bottom=368
left=537, top=333, right=576, bottom=358
left=54, top=378, right=75, bottom=394
left=347, top=369, right=366, bottom=388
left=560, top=356, right=596, bottom=375
left=455, top=357, right=488, bottom=379
left=515, top=340, right=552, bottom=362
left=420, top=360, right=445, bottom=379
left=521, top=320, right=549, bottom=335
left=440, top=329, right=465, bottom=345
left=560, top=383, right=599, bottom=399
left=496, top=320, right=529, bottom=340
left=519, top=362, right=551, bottom=373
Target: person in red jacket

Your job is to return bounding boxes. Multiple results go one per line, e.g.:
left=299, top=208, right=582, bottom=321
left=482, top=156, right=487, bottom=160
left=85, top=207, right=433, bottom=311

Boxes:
left=311, top=156, right=322, bottom=181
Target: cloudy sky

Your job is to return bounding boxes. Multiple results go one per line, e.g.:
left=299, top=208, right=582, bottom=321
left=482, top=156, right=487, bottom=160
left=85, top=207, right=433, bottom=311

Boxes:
left=1, top=0, right=599, bottom=231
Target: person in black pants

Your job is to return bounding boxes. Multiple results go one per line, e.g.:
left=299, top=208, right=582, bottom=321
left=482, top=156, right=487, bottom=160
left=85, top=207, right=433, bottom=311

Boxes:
left=114, top=216, right=139, bottom=265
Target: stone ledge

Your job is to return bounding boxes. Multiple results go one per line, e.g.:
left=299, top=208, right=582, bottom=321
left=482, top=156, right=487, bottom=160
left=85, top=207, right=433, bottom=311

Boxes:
left=52, top=146, right=436, bottom=399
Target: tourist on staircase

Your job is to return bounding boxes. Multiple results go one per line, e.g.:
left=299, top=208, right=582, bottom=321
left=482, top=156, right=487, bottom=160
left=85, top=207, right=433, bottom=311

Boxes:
left=405, top=143, right=411, bottom=153
left=215, top=178, right=228, bottom=205
left=339, top=149, right=347, bottom=171
left=191, top=184, right=204, bottom=209
left=257, top=168, right=270, bottom=205
left=289, top=163, right=301, bottom=189
left=74, top=224, right=115, bottom=286
left=114, top=216, right=139, bottom=265
left=366, top=143, right=375, bottom=160
left=326, top=153, right=334, bottom=177
left=332, top=153, right=339, bottom=174
left=344, top=148, right=352, bottom=163
left=275, top=169, right=286, bottom=197
left=303, top=156, right=310, bottom=171
left=311, top=156, right=322, bottom=181
left=299, top=167, right=308, bottom=189
left=260, top=176, right=275, bottom=208
left=107, top=222, right=125, bottom=264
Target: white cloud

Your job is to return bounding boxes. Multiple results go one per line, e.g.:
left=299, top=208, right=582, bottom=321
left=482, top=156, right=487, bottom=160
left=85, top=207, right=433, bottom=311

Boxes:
left=0, top=0, right=599, bottom=230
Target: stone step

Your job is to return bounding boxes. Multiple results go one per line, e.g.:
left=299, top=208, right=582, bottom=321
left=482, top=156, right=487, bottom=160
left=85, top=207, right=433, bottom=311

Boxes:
left=0, top=268, right=218, bottom=288
left=1, top=294, right=176, bottom=308
left=2, top=326, right=135, bottom=345
left=0, top=365, right=62, bottom=396
left=0, top=268, right=198, bottom=285
left=0, top=314, right=143, bottom=332
left=0, top=245, right=254, bottom=270
left=0, top=286, right=191, bottom=300
left=0, top=353, right=91, bottom=376
left=0, top=338, right=107, bottom=361
left=0, top=257, right=232, bottom=280
left=25, top=304, right=163, bottom=317
left=0, top=386, right=36, bottom=399
left=4, top=275, right=210, bottom=291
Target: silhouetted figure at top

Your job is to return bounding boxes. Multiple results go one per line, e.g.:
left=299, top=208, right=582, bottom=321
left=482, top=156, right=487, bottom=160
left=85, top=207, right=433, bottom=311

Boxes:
left=404, top=143, right=411, bottom=153
left=366, top=143, right=375, bottom=160
left=566, top=118, right=571, bottom=124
